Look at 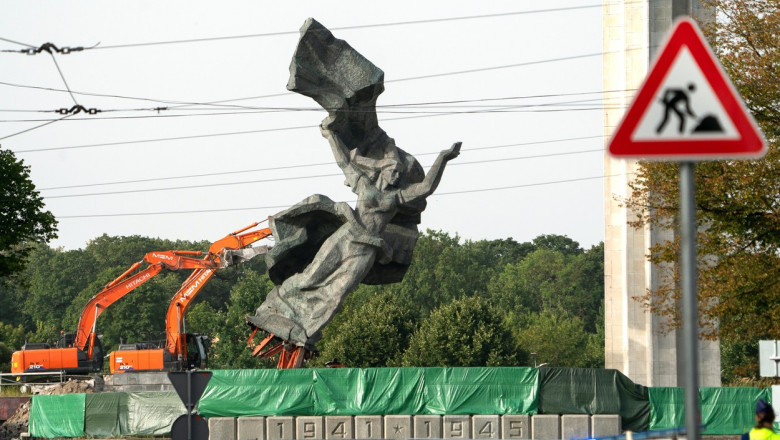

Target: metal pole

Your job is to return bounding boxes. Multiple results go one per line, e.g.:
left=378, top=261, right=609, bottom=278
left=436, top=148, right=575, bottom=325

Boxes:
left=680, top=161, right=700, bottom=440
left=187, top=370, right=192, bottom=440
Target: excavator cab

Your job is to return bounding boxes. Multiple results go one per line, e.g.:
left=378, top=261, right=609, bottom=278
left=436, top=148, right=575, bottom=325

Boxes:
left=57, top=332, right=76, bottom=349
left=185, top=334, right=209, bottom=370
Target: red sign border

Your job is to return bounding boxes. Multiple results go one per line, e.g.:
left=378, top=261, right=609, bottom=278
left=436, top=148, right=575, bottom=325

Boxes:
left=608, top=18, right=766, bottom=160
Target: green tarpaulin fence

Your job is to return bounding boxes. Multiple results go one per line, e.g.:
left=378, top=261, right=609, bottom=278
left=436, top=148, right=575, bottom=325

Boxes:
left=29, top=393, right=85, bottom=438
left=648, top=387, right=684, bottom=431
left=198, top=367, right=539, bottom=417
left=649, top=386, right=770, bottom=435
left=25, top=367, right=780, bottom=438
left=85, top=393, right=122, bottom=438
left=538, top=367, right=650, bottom=432
left=29, top=391, right=184, bottom=438
left=123, top=391, right=185, bottom=436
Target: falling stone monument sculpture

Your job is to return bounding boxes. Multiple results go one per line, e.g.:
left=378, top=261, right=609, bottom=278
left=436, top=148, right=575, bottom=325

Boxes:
left=246, top=18, right=461, bottom=356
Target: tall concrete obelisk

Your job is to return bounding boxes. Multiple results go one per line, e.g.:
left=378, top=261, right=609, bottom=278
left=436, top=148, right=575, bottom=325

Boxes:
left=603, top=0, right=721, bottom=387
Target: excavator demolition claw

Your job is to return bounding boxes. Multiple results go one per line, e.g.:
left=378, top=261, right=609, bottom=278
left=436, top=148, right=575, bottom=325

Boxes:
left=246, top=325, right=310, bottom=369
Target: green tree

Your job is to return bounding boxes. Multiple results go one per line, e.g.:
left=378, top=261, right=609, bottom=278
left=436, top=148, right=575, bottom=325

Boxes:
left=402, top=296, right=524, bottom=367
left=312, top=291, right=418, bottom=367
left=0, top=148, right=57, bottom=281
left=625, top=0, right=780, bottom=379
left=0, top=322, right=26, bottom=351
left=0, top=342, right=12, bottom=372
left=532, top=234, right=583, bottom=256
left=513, top=307, right=595, bottom=368
left=22, top=246, right=96, bottom=329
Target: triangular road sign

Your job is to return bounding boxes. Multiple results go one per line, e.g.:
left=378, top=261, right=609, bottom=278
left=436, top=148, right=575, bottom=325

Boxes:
left=608, top=17, right=766, bottom=160
left=169, top=371, right=212, bottom=410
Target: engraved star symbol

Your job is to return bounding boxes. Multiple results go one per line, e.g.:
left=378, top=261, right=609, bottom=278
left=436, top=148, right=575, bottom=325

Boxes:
left=394, top=425, right=404, bottom=434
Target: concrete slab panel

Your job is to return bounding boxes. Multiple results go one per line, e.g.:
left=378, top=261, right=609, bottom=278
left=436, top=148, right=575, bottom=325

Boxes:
left=297, top=416, right=324, bottom=440
left=414, top=415, right=442, bottom=439
left=325, top=416, right=354, bottom=439
left=501, top=415, right=531, bottom=439
left=355, top=416, right=382, bottom=439
left=238, top=417, right=266, bottom=440
left=561, top=415, right=589, bottom=440
left=444, top=415, right=471, bottom=439
left=473, top=415, right=500, bottom=439
left=531, top=415, right=560, bottom=440
left=591, top=415, right=621, bottom=438
left=384, top=415, right=412, bottom=440
left=209, top=417, right=237, bottom=440
left=267, top=417, right=295, bottom=440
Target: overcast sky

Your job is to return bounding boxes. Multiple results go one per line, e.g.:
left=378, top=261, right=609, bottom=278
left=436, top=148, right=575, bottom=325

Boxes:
left=1, top=1, right=606, bottom=251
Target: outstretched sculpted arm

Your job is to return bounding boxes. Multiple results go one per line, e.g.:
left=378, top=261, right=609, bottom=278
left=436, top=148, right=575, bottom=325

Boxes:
left=400, top=142, right=461, bottom=203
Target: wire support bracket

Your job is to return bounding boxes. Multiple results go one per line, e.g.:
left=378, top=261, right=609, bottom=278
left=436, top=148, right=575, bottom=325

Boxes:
left=55, top=105, right=101, bottom=115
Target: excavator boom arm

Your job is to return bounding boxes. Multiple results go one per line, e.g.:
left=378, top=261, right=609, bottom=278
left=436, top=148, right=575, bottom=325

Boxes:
left=72, top=250, right=218, bottom=353
left=73, top=263, right=164, bottom=352
left=165, top=223, right=272, bottom=356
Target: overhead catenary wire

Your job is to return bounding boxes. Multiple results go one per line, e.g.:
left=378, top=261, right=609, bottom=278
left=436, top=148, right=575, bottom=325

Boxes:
left=0, top=3, right=612, bottom=53
left=0, top=88, right=633, bottom=116
left=0, top=46, right=638, bottom=112
left=0, top=36, right=34, bottom=48
left=48, top=53, right=78, bottom=105
left=38, top=135, right=605, bottom=191
left=0, top=0, right=648, bottom=54
left=41, top=147, right=605, bottom=199
left=0, top=114, right=73, bottom=141
left=0, top=101, right=626, bottom=123
left=54, top=172, right=619, bottom=219
left=0, top=44, right=631, bottom=143
left=11, top=96, right=608, bottom=154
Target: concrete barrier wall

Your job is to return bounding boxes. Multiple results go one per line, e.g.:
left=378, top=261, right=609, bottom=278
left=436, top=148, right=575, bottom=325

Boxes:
left=210, top=414, right=622, bottom=440
left=102, top=372, right=173, bottom=392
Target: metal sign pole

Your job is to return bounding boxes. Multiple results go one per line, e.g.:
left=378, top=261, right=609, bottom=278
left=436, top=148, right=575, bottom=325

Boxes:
left=187, top=370, right=192, bottom=440
left=680, top=161, right=700, bottom=440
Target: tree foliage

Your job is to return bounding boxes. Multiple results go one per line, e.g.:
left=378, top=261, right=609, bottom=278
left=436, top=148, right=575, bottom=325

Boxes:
left=402, top=296, right=524, bottom=367
left=625, top=0, right=780, bottom=380
left=311, top=291, right=417, bottom=368
left=0, top=148, right=57, bottom=281
left=0, top=230, right=605, bottom=372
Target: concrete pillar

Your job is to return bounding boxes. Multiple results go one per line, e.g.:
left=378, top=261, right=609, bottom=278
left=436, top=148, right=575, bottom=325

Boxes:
left=603, top=0, right=721, bottom=388
left=238, top=417, right=266, bottom=440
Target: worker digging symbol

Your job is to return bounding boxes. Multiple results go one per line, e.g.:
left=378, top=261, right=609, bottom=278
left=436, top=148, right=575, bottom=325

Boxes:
left=656, top=82, right=724, bottom=135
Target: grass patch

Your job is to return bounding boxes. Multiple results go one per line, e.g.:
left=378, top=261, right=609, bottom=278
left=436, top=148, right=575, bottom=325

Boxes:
left=0, top=384, right=28, bottom=396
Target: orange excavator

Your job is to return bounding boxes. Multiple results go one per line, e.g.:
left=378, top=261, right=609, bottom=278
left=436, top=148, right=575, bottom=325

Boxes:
left=109, top=221, right=272, bottom=373
left=11, top=250, right=219, bottom=376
